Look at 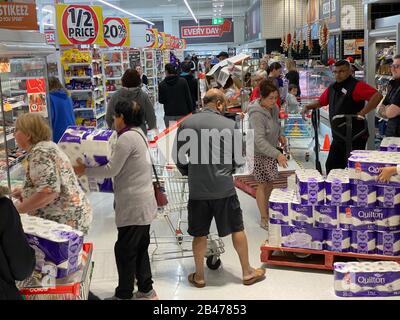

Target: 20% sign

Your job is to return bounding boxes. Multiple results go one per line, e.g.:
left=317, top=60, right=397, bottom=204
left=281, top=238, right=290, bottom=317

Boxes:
left=104, top=17, right=129, bottom=47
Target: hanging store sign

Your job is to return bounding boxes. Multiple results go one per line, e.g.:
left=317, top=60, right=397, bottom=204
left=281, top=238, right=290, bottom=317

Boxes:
left=104, top=17, right=130, bottom=47
left=158, top=31, right=165, bottom=49
left=320, top=0, right=340, bottom=30
left=179, top=18, right=234, bottom=44
left=165, top=34, right=172, bottom=49
left=56, top=4, right=105, bottom=46
left=0, top=2, right=38, bottom=30
left=145, top=28, right=158, bottom=48
left=178, top=38, right=186, bottom=50
left=27, top=78, right=47, bottom=116
left=45, top=30, right=56, bottom=45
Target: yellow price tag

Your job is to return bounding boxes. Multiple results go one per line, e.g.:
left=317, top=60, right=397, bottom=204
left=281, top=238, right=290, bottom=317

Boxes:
left=4, top=102, right=12, bottom=112
left=65, top=77, right=71, bottom=84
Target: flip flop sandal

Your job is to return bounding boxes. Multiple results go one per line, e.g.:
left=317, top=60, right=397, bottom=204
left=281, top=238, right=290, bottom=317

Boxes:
left=188, top=273, right=206, bottom=288
left=243, top=268, right=266, bottom=285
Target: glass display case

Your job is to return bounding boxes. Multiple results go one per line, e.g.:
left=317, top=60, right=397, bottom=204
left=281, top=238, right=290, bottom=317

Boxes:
left=0, top=30, right=54, bottom=192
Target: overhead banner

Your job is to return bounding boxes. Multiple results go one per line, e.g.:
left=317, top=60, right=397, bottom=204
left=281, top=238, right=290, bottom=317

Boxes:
left=104, top=17, right=130, bottom=47
left=0, top=2, right=38, bottom=30
left=320, top=0, right=340, bottom=30
left=56, top=4, right=105, bottom=46
left=145, top=28, right=158, bottom=48
left=165, top=34, right=172, bottom=49
left=158, top=31, right=165, bottom=49
left=179, top=18, right=234, bottom=44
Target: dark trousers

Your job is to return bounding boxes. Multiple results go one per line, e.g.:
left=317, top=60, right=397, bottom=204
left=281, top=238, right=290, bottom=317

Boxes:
left=325, top=137, right=368, bottom=175
left=114, top=225, right=153, bottom=299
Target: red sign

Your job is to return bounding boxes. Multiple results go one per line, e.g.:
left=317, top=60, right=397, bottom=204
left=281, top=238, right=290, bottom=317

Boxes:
left=103, top=17, right=130, bottom=47
left=181, top=19, right=232, bottom=38
left=45, top=30, right=56, bottom=44
left=27, top=78, right=47, bottom=116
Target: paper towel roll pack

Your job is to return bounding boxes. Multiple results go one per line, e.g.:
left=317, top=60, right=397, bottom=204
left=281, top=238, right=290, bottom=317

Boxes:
left=350, top=183, right=377, bottom=207
left=325, top=170, right=351, bottom=206
left=334, top=262, right=400, bottom=297
left=269, top=189, right=295, bottom=225
left=377, top=231, right=400, bottom=256
left=21, top=215, right=84, bottom=279
left=296, top=169, right=325, bottom=205
left=351, top=230, right=376, bottom=254
left=314, top=206, right=338, bottom=229
left=380, top=137, right=400, bottom=152
left=59, top=126, right=117, bottom=193
left=376, top=185, right=400, bottom=209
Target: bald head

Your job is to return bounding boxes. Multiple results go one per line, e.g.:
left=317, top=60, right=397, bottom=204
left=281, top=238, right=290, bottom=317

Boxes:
left=203, top=89, right=226, bottom=108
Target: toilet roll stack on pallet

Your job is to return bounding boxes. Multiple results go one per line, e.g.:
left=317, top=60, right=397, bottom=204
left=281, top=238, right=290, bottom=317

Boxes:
left=261, top=164, right=400, bottom=271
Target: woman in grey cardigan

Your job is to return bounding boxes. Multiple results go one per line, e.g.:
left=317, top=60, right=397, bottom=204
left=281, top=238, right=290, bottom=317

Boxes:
left=74, top=100, right=158, bottom=300
left=248, top=80, right=288, bottom=230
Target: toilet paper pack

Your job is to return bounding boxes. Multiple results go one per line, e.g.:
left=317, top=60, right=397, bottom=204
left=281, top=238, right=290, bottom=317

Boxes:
left=350, top=207, right=384, bottom=231
left=280, top=225, right=324, bottom=250
left=376, top=185, right=400, bottom=209
left=350, top=230, right=376, bottom=254
left=296, top=169, right=325, bottom=205
left=314, top=206, right=338, bottom=229
left=380, top=137, right=400, bottom=152
left=376, top=208, right=400, bottom=232
left=325, top=170, right=351, bottom=206
left=59, top=126, right=117, bottom=193
left=290, top=199, right=314, bottom=228
left=350, top=183, right=376, bottom=207
left=334, top=262, right=400, bottom=297
left=269, top=189, right=295, bottom=225
left=377, top=231, right=400, bottom=256
left=338, top=206, right=353, bottom=230
left=324, top=228, right=351, bottom=252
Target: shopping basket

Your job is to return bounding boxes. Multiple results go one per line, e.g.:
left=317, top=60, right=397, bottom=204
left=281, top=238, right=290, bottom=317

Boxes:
left=17, top=243, right=94, bottom=300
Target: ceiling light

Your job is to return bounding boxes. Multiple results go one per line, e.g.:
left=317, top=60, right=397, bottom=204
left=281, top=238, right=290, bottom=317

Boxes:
left=183, top=0, right=198, bottom=23
left=96, top=0, right=154, bottom=25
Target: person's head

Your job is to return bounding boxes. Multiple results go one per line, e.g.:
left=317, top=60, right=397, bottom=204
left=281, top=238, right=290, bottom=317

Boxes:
left=259, top=60, right=268, bottom=71
left=267, top=62, right=282, bottom=78
left=391, top=54, right=400, bottom=79
left=217, top=51, right=229, bottom=62
left=286, top=59, right=297, bottom=72
left=203, top=88, right=227, bottom=113
left=288, top=84, right=298, bottom=96
left=121, top=69, right=141, bottom=88
left=48, top=76, right=66, bottom=93
left=259, top=80, right=279, bottom=108
left=15, top=113, right=51, bottom=150
left=135, top=65, right=143, bottom=75
left=165, top=63, right=178, bottom=76
left=113, top=100, right=144, bottom=131
left=181, top=62, right=192, bottom=74
left=253, top=70, right=268, bottom=87
left=333, top=60, right=352, bottom=83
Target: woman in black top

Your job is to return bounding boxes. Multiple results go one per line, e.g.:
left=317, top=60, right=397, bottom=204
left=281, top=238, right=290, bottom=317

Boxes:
left=285, top=59, right=301, bottom=97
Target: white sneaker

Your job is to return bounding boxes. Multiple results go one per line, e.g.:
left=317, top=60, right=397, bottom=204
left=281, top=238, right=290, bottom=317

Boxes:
left=132, top=289, right=159, bottom=300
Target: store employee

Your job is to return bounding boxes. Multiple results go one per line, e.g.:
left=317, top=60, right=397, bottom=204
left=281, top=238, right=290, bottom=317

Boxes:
left=302, top=60, right=383, bottom=174
left=377, top=54, right=400, bottom=137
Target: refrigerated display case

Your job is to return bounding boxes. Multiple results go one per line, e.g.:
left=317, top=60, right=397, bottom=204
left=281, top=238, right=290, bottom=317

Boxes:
left=0, top=30, right=54, bottom=192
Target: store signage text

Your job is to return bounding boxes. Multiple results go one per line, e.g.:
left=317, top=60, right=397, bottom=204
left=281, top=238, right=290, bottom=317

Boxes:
left=0, top=2, right=37, bottom=30
left=181, top=19, right=232, bottom=38
left=104, top=17, right=130, bottom=47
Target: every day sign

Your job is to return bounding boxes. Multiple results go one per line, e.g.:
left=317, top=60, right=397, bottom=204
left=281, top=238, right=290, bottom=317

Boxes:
left=0, top=2, right=37, bottom=30
left=56, top=4, right=105, bottom=46
left=104, top=17, right=130, bottom=47
left=179, top=18, right=234, bottom=44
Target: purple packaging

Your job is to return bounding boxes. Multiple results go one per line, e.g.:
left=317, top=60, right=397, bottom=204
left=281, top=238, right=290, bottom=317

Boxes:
left=325, top=179, right=351, bottom=206
left=376, top=208, right=400, bottom=232
left=314, top=206, right=338, bottom=229
left=380, top=137, right=400, bottom=152
left=269, top=189, right=294, bottom=225
left=338, top=206, right=352, bottom=230
left=377, top=231, right=400, bottom=256
left=350, top=207, right=383, bottom=231
left=281, top=225, right=324, bottom=250
left=376, top=185, right=400, bottom=209
left=350, top=183, right=376, bottom=207
left=298, top=178, right=325, bottom=206
left=350, top=230, right=376, bottom=254
left=290, top=202, right=314, bottom=228
left=324, top=229, right=351, bottom=252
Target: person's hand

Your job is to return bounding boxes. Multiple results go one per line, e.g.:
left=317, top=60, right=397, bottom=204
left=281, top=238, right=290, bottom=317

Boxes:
left=279, top=136, right=287, bottom=147
left=11, top=188, right=23, bottom=203
left=301, top=106, right=309, bottom=120
left=378, top=166, right=397, bottom=183
left=277, top=153, right=288, bottom=168
left=73, top=159, right=86, bottom=177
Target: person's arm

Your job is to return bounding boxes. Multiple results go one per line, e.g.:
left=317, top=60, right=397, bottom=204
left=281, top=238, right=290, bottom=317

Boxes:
left=354, top=82, right=383, bottom=117
left=105, top=94, right=117, bottom=129
left=158, top=83, right=166, bottom=105
left=142, top=92, right=157, bottom=130
left=1, top=198, right=35, bottom=280
left=378, top=166, right=399, bottom=183
left=385, top=104, right=400, bottom=119
left=142, top=75, right=148, bottom=86
left=249, top=114, right=281, bottom=159
left=172, top=124, right=189, bottom=176
left=85, top=134, right=133, bottom=178
left=17, top=193, right=58, bottom=214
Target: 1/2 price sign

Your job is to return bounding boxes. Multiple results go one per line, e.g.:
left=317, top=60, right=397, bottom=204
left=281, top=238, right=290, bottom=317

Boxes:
left=104, top=17, right=130, bottom=47
left=56, top=4, right=104, bottom=46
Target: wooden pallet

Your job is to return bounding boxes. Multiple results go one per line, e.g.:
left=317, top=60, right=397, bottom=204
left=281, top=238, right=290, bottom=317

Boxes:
left=260, top=242, right=400, bottom=271
left=234, top=172, right=295, bottom=198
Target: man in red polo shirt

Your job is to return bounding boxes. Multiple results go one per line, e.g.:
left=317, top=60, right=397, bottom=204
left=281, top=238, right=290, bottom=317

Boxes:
left=302, top=60, right=383, bottom=174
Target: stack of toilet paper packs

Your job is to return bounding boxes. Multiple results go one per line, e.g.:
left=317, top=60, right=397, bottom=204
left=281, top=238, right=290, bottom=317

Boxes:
left=58, top=126, right=117, bottom=193
left=380, top=137, right=400, bottom=152
left=334, top=261, right=400, bottom=297
left=21, top=214, right=84, bottom=279
left=269, top=163, right=400, bottom=255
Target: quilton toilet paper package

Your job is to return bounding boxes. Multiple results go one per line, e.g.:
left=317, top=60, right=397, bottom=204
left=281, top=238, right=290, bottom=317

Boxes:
left=325, top=170, right=351, bottom=206
left=58, top=126, right=117, bottom=193
left=296, top=169, right=325, bottom=205
left=376, top=208, right=400, bottom=232
left=376, top=185, right=400, bottom=209
left=269, top=223, right=324, bottom=250
left=350, top=183, right=376, bottom=207
left=348, top=151, right=400, bottom=186
left=269, top=189, right=295, bottom=225
left=20, top=215, right=84, bottom=279
left=380, top=137, right=400, bottom=152
left=350, top=230, right=376, bottom=254
left=334, top=262, right=400, bottom=297
left=339, top=206, right=353, bottom=230
left=314, top=206, right=338, bottom=229
left=377, top=231, right=400, bottom=256
left=290, top=198, right=314, bottom=228
left=350, top=207, right=384, bottom=231
left=324, top=229, right=351, bottom=252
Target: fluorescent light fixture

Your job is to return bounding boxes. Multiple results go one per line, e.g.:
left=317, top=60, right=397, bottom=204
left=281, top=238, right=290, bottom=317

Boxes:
left=42, top=8, right=53, bottom=13
left=96, top=0, right=154, bottom=25
left=183, top=0, right=198, bottom=23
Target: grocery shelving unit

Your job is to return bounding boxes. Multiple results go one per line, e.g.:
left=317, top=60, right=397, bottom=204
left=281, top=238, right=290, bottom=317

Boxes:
left=143, top=49, right=159, bottom=105
left=61, top=48, right=106, bottom=129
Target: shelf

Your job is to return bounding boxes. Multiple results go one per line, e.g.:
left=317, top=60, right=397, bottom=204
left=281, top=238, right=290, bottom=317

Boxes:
left=64, top=63, right=92, bottom=67
left=67, top=76, right=92, bottom=80
left=69, top=89, right=93, bottom=93
left=105, top=77, right=122, bottom=81
left=10, top=76, right=43, bottom=81
left=106, top=91, right=117, bottom=95
left=95, top=112, right=106, bottom=119
left=3, top=100, right=26, bottom=111
left=9, top=90, right=26, bottom=94
left=92, top=74, right=102, bottom=79
left=92, top=59, right=102, bottom=63
left=105, top=63, right=123, bottom=67
left=94, top=97, right=105, bottom=104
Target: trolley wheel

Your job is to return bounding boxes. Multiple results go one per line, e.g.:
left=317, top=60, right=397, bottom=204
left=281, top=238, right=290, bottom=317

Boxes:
left=177, top=235, right=183, bottom=245
left=175, top=229, right=183, bottom=245
left=305, top=153, right=310, bottom=162
left=206, top=255, right=221, bottom=270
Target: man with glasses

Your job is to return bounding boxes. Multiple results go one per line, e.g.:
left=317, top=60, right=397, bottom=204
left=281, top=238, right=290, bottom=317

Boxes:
left=302, top=60, right=383, bottom=174
left=377, top=54, right=400, bottom=137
